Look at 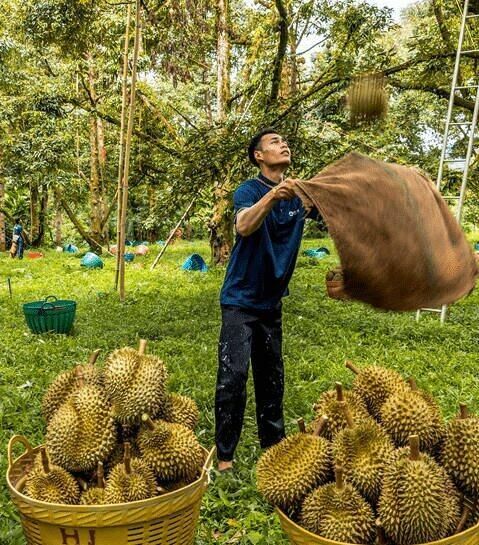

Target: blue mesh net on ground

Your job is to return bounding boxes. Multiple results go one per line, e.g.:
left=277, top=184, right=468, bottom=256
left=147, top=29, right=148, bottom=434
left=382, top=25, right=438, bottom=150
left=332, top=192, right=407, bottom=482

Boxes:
left=81, top=252, right=104, bottom=269
left=303, top=247, right=330, bottom=258
left=124, top=252, right=135, bottom=263
left=181, top=254, right=208, bottom=272
left=63, top=243, right=79, bottom=253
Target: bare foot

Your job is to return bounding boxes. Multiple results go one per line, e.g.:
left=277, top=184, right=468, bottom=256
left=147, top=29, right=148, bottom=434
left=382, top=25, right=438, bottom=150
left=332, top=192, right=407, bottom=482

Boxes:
left=218, top=460, right=233, bottom=472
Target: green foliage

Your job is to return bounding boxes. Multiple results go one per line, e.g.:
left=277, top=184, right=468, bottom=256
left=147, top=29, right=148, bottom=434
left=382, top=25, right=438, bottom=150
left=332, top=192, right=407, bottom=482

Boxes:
left=0, top=237, right=478, bottom=544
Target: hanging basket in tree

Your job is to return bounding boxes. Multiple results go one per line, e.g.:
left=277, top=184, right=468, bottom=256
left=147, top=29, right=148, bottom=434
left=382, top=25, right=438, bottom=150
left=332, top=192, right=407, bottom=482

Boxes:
left=347, top=73, right=388, bottom=124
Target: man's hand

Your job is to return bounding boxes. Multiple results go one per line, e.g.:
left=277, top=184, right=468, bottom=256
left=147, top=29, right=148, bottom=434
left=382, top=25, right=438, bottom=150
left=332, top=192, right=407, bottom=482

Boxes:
left=271, top=178, right=300, bottom=201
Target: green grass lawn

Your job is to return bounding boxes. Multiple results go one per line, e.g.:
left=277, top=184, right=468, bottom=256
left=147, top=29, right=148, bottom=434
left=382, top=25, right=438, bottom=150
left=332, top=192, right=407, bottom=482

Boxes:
left=1, top=238, right=478, bottom=545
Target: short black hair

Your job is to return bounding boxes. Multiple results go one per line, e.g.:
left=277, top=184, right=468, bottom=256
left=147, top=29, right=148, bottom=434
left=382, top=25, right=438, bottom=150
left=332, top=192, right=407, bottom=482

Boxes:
left=248, top=127, right=280, bottom=167
left=15, top=218, right=21, bottom=223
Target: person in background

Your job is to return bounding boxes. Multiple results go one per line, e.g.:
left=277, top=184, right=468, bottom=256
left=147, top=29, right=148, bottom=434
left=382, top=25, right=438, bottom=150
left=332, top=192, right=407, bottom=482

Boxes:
left=10, top=218, right=24, bottom=259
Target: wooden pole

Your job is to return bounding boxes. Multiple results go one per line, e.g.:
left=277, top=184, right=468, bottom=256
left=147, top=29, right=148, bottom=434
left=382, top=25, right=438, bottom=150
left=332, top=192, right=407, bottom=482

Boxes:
left=115, top=3, right=132, bottom=291
left=150, top=198, right=196, bottom=270
left=119, top=0, right=141, bottom=302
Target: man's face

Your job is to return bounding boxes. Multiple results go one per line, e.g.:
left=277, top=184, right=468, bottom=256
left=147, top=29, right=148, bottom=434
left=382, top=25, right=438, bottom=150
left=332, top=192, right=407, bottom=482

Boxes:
left=254, top=133, right=291, bottom=168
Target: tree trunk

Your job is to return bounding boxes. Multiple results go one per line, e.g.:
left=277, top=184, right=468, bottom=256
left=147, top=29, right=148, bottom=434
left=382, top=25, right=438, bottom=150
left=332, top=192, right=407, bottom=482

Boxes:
left=0, top=182, right=5, bottom=251
left=55, top=197, right=62, bottom=246
left=87, top=58, right=105, bottom=245
left=30, top=181, right=40, bottom=245
left=209, top=0, right=233, bottom=266
left=210, top=179, right=234, bottom=265
left=33, top=184, right=48, bottom=247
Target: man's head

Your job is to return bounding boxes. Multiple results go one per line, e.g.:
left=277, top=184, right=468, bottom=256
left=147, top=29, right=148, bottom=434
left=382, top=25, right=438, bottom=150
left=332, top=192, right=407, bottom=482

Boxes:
left=248, top=128, right=291, bottom=169
left=15, top=218, right=21, bottom=224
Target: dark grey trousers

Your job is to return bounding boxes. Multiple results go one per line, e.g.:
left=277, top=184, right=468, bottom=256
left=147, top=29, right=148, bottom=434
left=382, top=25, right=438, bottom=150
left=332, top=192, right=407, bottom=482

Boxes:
left=215, top=304, right=285, bottom=461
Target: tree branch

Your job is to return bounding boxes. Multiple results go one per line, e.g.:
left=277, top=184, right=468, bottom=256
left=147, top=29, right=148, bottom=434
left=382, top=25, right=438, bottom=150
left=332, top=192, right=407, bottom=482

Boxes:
left=389, top=78, right=475, bottom=111
left=55, top=187, right=103, bottom=252
left=269, top=0, right=289, bottom=105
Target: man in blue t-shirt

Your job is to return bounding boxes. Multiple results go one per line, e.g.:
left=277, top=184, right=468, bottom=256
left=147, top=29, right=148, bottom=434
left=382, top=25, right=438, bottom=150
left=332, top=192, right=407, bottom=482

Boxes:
left=215, top=128, right=318, bottom=472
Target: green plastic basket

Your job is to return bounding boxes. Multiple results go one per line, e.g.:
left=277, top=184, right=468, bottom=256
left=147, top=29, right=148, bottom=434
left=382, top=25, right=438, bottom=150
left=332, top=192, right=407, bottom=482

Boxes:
left=23, top=296, right=77, bottom=334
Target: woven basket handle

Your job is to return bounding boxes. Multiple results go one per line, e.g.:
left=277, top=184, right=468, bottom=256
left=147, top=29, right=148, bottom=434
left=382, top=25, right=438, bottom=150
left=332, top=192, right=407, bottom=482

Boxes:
left=44, top=295, right=58, bottom=302
left=202, top=447, right=216, bottom=485
left=8, top=435, right=34, bottom=471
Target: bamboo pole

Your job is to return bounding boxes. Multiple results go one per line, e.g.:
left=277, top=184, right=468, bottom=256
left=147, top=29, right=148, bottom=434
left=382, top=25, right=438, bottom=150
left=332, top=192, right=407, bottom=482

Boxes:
left=150, top=198, right=196, bottom=270
left=119, top=0, right=141, bottom=302
left=114, top=3, right=132, bottom=291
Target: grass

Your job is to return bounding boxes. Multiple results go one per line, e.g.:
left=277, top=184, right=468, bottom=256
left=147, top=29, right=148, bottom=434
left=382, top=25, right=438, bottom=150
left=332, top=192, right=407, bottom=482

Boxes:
left=0, top=238, right=478, bottom=545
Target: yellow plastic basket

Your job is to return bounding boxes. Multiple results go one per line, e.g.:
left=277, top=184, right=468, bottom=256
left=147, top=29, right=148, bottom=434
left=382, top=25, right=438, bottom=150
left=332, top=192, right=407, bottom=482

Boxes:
left=7, top=435, right=215, bottom=545
left=276, top=508, right=479, bottom=545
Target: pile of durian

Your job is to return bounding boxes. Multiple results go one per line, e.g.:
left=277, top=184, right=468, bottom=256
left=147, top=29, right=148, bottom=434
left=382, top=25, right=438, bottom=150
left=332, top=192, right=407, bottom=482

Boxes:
left=23, top=340, right=205, bottom=506
left=257, top=362, right=479, bottom=545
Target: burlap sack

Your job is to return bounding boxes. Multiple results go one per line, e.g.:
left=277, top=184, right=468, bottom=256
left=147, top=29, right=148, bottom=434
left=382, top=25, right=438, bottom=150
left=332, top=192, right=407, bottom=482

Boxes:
left=294, top=152, right=478, bottom=311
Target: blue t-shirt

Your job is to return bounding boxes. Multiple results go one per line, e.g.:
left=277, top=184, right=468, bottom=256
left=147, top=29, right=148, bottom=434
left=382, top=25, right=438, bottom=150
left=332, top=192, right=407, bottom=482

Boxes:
left=220, top=174, right=314, bottom=311
left=13, top=224, right=23, bottom=236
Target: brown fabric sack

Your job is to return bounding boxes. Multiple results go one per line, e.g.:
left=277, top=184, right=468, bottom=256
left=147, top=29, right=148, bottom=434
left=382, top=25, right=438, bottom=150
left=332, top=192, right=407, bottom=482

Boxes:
left=294, top=152, right=478, bottom=311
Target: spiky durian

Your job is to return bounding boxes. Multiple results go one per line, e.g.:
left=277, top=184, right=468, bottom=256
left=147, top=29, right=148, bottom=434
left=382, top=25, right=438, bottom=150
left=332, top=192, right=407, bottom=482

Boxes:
left=332, top=402, right=395, bottom=504
left=46, top=378, right=117, bottom=472
left=159, top=393, right=199, bottom=430
left=80, top=462, right=106, bottom=505
left=441, top=403, right=479, bottom=499
left=380, top=387, right=445, bottom=451
left=25, top=448, right=80, bottom=505
left=311, top=383, right=369, bottom=440
left=300, top=466, right=376, bottom=544
left=346, top=360, right=408, bottom=418
left=103, top=339, right=167, bottom=423
left=104, top=443, right=157, bottom=504
left=378, top=435, right=460, bottom=545
left=41, top=350, right=103, bottom=422
left=137, top=415, right=204, bottom=482
left=256, top=417, right=332, bottom=512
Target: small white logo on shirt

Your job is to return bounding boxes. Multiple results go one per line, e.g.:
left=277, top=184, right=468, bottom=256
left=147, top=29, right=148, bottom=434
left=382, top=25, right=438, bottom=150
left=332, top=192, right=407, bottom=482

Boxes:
left=289, top=209, right=300, bottom=217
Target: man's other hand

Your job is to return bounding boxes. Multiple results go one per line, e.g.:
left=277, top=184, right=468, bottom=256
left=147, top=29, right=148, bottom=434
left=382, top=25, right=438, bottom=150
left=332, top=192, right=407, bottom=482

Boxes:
left=272, top=178, right=300, bottom=201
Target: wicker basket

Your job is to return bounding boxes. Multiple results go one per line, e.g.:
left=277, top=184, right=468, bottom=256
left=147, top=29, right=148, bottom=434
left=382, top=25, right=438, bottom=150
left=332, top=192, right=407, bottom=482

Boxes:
left=7, top=435, right=214, bottom=545
left=276, top=508, right=479, bottom=545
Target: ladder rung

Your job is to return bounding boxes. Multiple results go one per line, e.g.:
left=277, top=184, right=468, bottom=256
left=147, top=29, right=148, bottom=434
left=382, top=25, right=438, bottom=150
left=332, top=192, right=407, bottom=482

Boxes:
left=449, top=122, right=473, bottom=125
left=461, top=49, right=479, bottom=54
left=466, top=14, right=479, bottom=18
left=443, top=195, right=460, bottom=200
left=421, top=308, right=443, bottom=313
left=455, top=85, right=479, bottom=89
left=444, top=158, right=465, bottom=162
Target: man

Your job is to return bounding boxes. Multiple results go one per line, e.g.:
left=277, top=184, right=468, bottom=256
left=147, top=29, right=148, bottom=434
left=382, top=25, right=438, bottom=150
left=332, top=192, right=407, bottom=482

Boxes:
left=215, top=128, right=319, bottom=471
left=10, top=218, right=24, bottom=259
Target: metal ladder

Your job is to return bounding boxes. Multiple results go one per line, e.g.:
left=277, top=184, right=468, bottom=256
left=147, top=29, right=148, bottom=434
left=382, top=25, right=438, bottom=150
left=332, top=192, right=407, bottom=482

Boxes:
left=416, top=0, right=479, bottom=324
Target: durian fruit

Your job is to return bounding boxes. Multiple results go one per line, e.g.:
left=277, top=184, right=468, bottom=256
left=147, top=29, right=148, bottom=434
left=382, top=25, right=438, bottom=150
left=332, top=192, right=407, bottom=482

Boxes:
left=46, top=372, right=117, bottom=472
left=256, top=416, right=332, bottom=512
left=158, top=393, right=199, bottom=430
left=104, top=443, right=157, bottom=504
left=25, top=447, right=80, bottom=505
left=137, top=414, right=204, bottom=482
left=299, top=466, right=376, bottom=544
left=332, top=402, right=395, bottom=504
left=346, top=360, right=408, bottom=418
left=80, top=462, right=106, bottom=505
left=103, top=339, right=168, bottom=423
left=311, top=382, right=370, bottom=440
left=441, top=403, right=479, bottom=499
left=378, top=435, right=461, bottom=545
left=380, top=382, right=445, bottom=451
left=41, top=350, right=102, bottom=422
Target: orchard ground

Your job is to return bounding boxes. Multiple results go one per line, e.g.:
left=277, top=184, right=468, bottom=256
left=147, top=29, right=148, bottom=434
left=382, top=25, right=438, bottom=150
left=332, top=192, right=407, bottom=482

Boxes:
left=1, top=237, right=478, bottom=545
